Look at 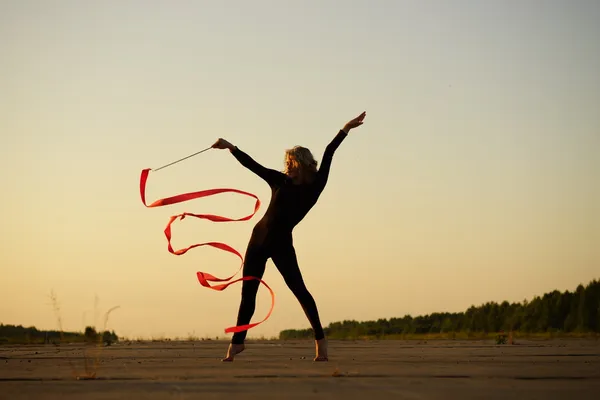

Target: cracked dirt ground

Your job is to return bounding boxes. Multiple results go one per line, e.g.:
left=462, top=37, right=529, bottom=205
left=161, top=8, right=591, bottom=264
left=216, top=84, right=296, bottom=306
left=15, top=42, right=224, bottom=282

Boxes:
left=1, top=338, right=599, bottom=399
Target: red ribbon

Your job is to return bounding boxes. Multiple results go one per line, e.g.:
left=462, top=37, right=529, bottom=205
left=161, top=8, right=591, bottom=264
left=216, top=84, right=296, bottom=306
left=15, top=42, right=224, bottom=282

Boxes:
left=139, top=168, right=275, bottom=333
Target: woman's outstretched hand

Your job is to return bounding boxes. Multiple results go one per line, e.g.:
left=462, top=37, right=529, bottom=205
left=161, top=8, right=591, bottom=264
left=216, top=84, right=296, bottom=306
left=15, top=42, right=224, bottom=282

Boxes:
left=343, top=111, right=366, bottom=133
left=212, top=138, right=235, bottom=151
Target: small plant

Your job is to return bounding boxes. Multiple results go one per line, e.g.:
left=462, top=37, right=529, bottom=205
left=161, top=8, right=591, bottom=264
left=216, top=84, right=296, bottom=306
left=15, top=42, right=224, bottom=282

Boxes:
left=47, top=290, right=119, bottom=380
left=495, top=333, right=507, bottom=345
left=187, top=331, right=199, bottom=341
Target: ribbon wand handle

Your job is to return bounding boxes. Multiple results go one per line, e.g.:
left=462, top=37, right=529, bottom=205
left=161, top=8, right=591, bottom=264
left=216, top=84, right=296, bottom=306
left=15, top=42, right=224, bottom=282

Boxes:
left=152, top=146, right=213, bottom=172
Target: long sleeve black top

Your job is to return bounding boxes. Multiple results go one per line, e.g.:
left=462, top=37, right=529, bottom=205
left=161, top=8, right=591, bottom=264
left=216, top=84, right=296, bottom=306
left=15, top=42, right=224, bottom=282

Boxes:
left=231, top=130, right=347, bottom=236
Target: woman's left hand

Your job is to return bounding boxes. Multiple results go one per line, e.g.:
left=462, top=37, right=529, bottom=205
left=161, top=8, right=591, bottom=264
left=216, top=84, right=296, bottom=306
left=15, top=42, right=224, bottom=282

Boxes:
left=343, top=111, right=366, bottom=132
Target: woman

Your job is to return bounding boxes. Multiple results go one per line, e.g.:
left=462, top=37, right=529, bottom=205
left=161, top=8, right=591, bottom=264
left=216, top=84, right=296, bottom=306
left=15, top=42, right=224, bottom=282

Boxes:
left=212, top=111, right=366, bottom=361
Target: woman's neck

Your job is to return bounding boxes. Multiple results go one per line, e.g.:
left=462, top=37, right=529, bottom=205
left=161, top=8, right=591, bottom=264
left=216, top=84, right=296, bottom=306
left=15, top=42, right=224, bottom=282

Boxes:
left=291, top=171, right=315, bottom=185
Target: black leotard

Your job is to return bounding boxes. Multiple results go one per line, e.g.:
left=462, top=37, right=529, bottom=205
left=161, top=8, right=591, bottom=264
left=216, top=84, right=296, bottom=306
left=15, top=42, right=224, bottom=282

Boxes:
left=228, top=130, right=347, bottom=344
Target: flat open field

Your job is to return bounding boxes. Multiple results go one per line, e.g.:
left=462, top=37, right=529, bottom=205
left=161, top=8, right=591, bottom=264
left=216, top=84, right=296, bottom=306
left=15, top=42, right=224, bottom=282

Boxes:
left=1, top=338, right=599, bottom=399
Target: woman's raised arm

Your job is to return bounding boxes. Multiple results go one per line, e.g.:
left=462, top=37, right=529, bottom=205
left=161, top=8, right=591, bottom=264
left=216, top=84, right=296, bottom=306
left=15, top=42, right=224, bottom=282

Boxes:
left=317, top=111, right=366, bottom=185
left=212, top=138, right=286, bottom=188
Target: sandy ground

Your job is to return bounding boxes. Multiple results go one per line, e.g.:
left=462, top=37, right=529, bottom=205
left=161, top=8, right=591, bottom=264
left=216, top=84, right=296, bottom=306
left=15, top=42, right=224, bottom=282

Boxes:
left=1, top=338, right=599, bottom=399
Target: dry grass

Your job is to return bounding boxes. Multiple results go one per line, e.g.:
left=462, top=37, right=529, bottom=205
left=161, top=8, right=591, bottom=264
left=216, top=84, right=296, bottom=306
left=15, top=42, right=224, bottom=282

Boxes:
left=48, top=290, right=120, bottom=380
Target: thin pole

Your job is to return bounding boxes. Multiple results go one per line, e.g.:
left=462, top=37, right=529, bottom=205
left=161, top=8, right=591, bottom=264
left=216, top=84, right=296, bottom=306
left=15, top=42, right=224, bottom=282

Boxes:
left=152, top=147, right=212, bottom=172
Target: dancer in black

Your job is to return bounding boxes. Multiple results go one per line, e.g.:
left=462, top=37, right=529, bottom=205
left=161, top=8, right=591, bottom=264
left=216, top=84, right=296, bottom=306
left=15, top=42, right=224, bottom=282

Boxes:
left=212, top=111, right=366, bottom=361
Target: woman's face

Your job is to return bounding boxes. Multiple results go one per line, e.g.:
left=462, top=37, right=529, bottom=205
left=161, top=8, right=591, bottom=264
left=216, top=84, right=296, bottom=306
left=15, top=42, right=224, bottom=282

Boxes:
left=285, top=155, right=299, bottom=177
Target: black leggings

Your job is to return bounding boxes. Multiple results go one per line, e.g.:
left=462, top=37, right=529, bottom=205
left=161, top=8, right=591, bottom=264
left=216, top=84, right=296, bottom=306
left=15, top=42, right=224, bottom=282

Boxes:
left=231, top=235, right=325, bottom=344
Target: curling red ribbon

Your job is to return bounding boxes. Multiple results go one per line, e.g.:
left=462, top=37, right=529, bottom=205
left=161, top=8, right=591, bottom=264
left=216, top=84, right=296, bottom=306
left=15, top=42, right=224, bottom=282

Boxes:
left=139, top=168, right=275, bottom=333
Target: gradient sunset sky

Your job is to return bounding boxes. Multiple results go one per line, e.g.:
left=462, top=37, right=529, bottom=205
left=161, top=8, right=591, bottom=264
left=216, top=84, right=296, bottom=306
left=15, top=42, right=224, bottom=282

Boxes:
left=1, top=0, right=598, bottom=340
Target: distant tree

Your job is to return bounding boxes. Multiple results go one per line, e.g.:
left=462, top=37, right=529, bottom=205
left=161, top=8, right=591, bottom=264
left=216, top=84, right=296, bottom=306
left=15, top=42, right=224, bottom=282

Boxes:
left=84, top=326, right=98, bottom=342
left=102, top=330, right=118, bottom=345
left=0, top=324, right=120, bottom=345
left=278, top=278, right=600, bottom=340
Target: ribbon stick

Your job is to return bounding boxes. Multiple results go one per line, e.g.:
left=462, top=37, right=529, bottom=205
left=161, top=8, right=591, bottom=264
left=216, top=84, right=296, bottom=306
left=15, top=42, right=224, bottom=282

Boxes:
left=151, top=147, right=212, bottom=172
left=139, top=167, right=274, bottom=333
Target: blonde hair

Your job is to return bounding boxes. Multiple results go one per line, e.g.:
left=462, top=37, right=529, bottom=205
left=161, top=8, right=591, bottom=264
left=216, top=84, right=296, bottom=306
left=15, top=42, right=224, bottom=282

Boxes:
left=283, top=146, right=318, bottom=176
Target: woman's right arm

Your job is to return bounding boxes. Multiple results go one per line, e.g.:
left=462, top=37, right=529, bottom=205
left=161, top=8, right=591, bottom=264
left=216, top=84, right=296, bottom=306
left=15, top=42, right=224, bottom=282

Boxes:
left=212, top=138, right=285, bottom=187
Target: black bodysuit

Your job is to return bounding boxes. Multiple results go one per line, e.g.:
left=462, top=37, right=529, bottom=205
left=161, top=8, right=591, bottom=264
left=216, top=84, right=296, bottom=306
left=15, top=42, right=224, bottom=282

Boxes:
left=229, top=130, right=347, bottom=344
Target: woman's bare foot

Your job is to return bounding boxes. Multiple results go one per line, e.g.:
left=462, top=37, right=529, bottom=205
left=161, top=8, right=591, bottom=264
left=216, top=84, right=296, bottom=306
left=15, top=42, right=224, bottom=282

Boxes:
left=314, top=338, right=328, bottom=361
left=221, top=343, right=245, bottom=362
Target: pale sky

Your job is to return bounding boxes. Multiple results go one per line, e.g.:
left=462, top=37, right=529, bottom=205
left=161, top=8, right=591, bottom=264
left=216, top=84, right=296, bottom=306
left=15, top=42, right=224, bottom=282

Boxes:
left=1, top=0, right=598, bottom=340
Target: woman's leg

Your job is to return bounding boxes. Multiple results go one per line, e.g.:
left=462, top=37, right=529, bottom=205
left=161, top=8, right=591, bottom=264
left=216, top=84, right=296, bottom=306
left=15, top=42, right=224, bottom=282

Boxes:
left=223, top=242, right=269, bottom=361
left=271, top=242, right=328, bottom=360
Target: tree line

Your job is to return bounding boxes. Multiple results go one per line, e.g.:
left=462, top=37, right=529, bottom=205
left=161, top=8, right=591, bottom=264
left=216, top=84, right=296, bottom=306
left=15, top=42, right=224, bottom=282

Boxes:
left=0, top=324, right=119, bottom=345
left=279, top=278, right=600, bottom=340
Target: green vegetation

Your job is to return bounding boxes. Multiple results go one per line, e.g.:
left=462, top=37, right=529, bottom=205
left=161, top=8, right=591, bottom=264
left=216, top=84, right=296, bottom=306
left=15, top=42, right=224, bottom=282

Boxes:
left=4, top=279, right=598, bottom=345
left=0, top=324, right=119, bottom=345
left=280, top=279, right=600, bottom=340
